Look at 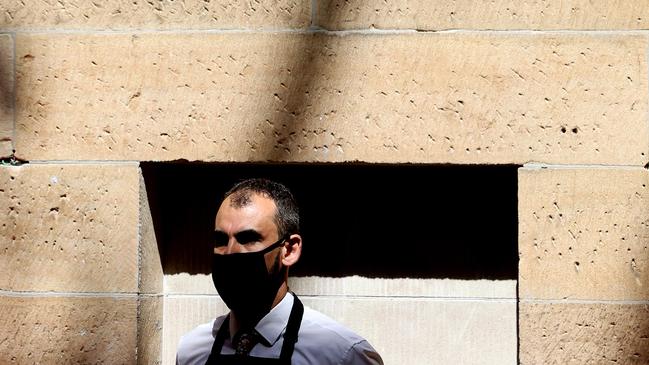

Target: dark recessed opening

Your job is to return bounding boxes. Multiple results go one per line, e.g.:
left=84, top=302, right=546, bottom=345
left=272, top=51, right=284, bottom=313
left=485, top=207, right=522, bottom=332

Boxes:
left=142, top=162, right=518, bottom=280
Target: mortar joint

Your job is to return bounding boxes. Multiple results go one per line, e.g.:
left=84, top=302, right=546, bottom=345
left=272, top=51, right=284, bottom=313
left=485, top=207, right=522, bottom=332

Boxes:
left=0, top=153, right=28, bottom=166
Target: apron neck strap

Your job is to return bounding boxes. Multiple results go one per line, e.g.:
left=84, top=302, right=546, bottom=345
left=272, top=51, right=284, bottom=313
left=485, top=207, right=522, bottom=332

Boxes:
left=279, top=293, right=304, bottom=363
left=206, top=313, right=231, bottom=364
left=206, top=293, right=305, bottom=365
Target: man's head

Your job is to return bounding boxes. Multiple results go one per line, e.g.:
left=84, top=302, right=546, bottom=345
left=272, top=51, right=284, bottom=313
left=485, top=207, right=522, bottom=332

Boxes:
left=211, top=178, right=302, bottom=324
left=225, top=178, right=299, bottom=239
left=214, top=178, right=301, bottom=255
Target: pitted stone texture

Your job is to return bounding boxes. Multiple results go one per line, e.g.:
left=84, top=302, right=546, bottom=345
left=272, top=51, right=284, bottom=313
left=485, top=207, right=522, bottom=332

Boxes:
left=15, top=33, right=648, bottom=164
left=0, top=296, right=137, bottom=364
left=0, top=164, right=139, bottom=292
left=520, top=302, right=649, bottom=365
left=164, top=296, right=516, bottom=365
left=0, top=34, right=13, bottom=158
left=138, top=296, right=162, bottom=365
left=0, top=0, right=310, bottom=30
left=318, top=0, right=649, bottom=30
left=519, top=168, right=649, bottom=300
left=139, top=170, right=162, bottom=294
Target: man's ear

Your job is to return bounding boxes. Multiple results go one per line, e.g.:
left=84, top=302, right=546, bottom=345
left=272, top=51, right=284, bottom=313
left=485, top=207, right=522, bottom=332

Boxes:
left=282, top=234, right=302, bottom=267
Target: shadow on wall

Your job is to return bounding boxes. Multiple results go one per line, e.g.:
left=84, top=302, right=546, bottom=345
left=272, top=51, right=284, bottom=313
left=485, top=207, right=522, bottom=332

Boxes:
left=141, top=162, right=518, bottom=280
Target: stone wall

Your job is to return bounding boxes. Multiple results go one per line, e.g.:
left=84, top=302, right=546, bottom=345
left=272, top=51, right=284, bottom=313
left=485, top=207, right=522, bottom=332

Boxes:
left=1, top=1, right=648, bottom=364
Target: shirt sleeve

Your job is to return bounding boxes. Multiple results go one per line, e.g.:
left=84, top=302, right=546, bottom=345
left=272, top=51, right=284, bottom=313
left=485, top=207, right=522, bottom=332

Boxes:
left=175, top=335, right=186, bottom=365
left=340, top=340, right=384, bottom=365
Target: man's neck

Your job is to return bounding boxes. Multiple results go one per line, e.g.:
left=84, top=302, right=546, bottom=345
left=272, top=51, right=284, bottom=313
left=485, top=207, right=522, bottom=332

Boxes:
left=229, top=283, right=289, bottom=336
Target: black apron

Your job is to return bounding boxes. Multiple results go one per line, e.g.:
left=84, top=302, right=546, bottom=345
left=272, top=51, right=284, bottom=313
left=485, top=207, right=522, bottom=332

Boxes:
left=205, top=294, right=304, bottom=365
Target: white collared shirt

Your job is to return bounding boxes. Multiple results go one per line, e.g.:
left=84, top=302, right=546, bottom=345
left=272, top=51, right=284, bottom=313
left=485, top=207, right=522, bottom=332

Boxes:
left=176, top=294, right=383, bottom=365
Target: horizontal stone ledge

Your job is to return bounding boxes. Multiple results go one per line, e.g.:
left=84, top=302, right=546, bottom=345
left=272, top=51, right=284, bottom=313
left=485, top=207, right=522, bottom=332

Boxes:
left=0, top=0, right=310, bottom=31
left=318, top=0, right=649, bottom=31
left=520, top=302, right=649, bottom=364
left=0, top=290, right=140, bottom=298
left=14, top=32, right=648, bottom=165
left=164, top=273, right=517, bottom=298
left=0, top=164, right=140, bottom=293
left=521, top=298, right=649, bottom=305
left=519, top=168, right=649, bottom=301
left=27, top=160, right=141, bottom=165
left=522, top=163, right=647, bottom=170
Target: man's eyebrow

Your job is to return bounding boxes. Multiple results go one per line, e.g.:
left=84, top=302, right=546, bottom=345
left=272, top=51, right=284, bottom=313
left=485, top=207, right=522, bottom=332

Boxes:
left=213, top=230, right=228, bottom=237
left=234, top=229, right=263, bottom=241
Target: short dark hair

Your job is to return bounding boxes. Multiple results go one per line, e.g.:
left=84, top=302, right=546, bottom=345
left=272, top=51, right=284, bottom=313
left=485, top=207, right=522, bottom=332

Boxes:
left=225, top=178, right=300, bottom=237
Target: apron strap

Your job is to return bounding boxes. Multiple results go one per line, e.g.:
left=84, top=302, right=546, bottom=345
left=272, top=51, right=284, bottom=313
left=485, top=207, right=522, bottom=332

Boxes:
left=279, top=293, right=304, bottom=364
left=205, top=293, right=304, bottom=365
left=205, top=315, right=231, bottom=365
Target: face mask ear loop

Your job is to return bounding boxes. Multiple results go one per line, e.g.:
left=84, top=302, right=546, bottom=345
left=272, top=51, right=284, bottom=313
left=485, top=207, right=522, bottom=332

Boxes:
left=258, top=234, right=289, bottom=255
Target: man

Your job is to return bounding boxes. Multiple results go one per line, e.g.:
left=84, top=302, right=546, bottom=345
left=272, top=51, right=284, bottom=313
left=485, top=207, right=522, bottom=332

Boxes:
left=176, top=178, right=383, bottom=365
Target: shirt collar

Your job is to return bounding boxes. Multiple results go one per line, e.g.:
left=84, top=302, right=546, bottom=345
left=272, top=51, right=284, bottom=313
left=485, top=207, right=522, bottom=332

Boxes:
left=255, top=292, right=294, bottom=346
left=227, top=293, right=294, bottom=347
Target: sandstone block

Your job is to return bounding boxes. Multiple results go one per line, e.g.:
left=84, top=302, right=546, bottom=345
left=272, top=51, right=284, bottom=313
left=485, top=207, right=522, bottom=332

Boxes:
left=520, top=302, right=649, bottom=364
left=0, top=34, right=12, bottom=158
left=0, top=164, right=140, bottom=292
left=0, top=295, right=137, bottom=364
left=138, top=295, right=163, bottom=365
left=14, top=33, right=648, bottom=164
left=163, top=296, right=516, bottom=365
left=519, top=168, right=649, bottom=300
left=318, top=0, right=649, bottom=30
left=139, top=170, right=163, bottom=294
left=0, top=0, right=310, bottom=30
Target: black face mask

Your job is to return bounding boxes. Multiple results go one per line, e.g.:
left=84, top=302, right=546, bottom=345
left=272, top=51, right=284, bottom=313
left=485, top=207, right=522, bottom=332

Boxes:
left=211, top=236, right=287, bottom=326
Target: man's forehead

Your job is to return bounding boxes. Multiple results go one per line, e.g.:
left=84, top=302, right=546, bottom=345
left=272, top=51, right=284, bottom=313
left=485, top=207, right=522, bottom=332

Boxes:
left=227, top=190, right=272, bottom=209
left=216, top=193, right=277, bottom=230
